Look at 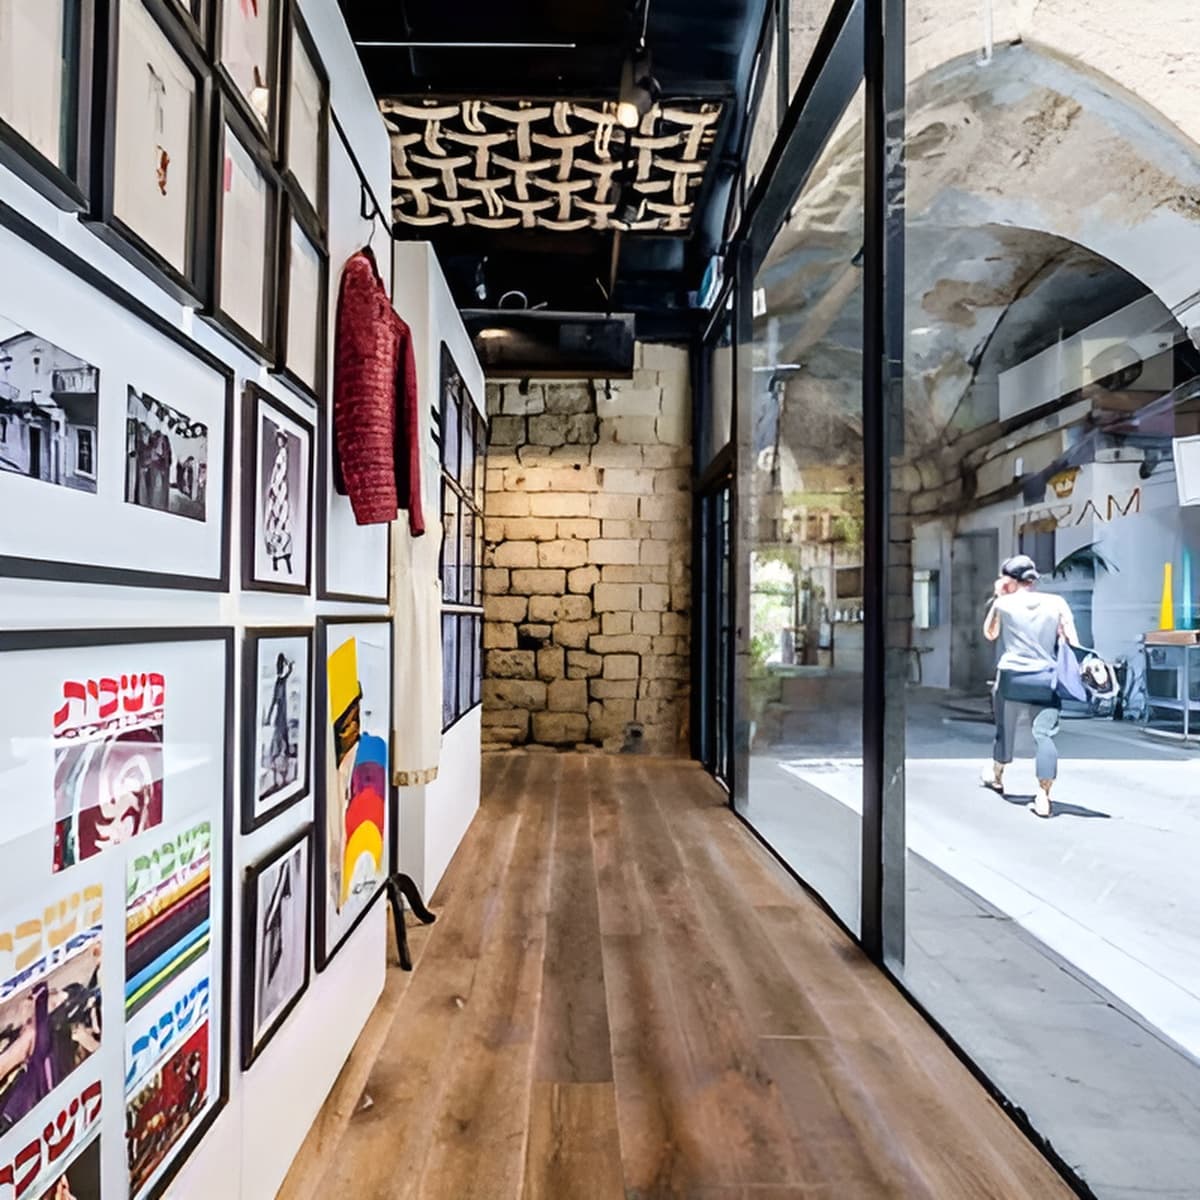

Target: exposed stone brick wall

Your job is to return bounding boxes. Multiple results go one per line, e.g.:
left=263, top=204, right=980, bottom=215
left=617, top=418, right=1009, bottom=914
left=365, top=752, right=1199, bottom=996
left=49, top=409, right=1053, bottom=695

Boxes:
left=481, top=344, right=692, bottom=754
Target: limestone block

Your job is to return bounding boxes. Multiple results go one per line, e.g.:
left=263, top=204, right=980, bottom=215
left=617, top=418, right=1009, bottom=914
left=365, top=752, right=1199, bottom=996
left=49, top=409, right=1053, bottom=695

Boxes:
left=602, top=520, right=633, bottom=540
left=486, top=383, right=503, bottom=416
left=488, top=491, right=531, bottom=517
left=602, top=612, right=633, bottom=636
left=565, top=414, right=599, bottom=444
left=528, top=414, right=568, bottom=447
left=494, top=541, right=539, bottom=569
left=632, top=612, right=660, bottom=636
left=653, top=635, right=678, bottom=655
left=642, top=342, right=687, bottom=371
left=614, top=387, right=663, bottom=418
left=670, top=584, right=689, bottom=612
left=655, top=410, right=689, bottom=447
left=499, top=517, right=559, bottom=542
left=567, top=566, right=601, bottom=594
left=661, top=612, right=688, bottom=636
left=530, top=594, right=592, bottom=622
left=504, top=466, right=549, bottom=491
left=590, top=493, right=639, bottom=520
left=611, top=415, right=659, bottom=445
left=603, top=655, right=639, bottom=681
left=599, top=697, right=636, bottom=721
left=642, top=444, right=691, bottom=469
left=640, top=540, right=671, bottom=566
left=635, top=699, right=672, bottom=725
left=483, top=568, right=510, bottom=595
left=602, top=468, right=653, bottom=494
left=548, top=679, right=588, bottom=712
left=481, top=709, right=530, bottom=743
left=566, top=651, right=602, bottom=679
left=647, top=566, right=668, bottom=584
left=589, top=538, right=641, bottom=566
left=646, top=678, right=679, bottom=699
left=510, top=568, right=567, bottom=595
left=484, top=517, right=508, bottom=543
left=529, top=491, right=589, bottom=518
left=600, top=565, right=654, bottom=584
left=641, top=583, right=669, bottom=612
left=501, top=384, right=545, bottom=416
left=587, top=710, right=623, bottom=741
left=518, top=623, right=553, bottom=643
left=537, top=647, right=565, bottom=682
left=629, top=521, right=653, bottom=539
left=590, top=678, right=638, bottom=700
left=539, top=539, right=588, bottom=568
left=487, top=468, right=506, bottom=493
left=483, top=679, right=548, bottom=711
left=485, top=595, right=528, bottom=623
left=557, top=518, right=602, bottom=540
left=593, top=582, right=639, bottom=612
left=654, top=468, right=691, bottom=495
left=547, top=466, right=602, bottom=492
left=589, top=443, right=644, bottom=468
left=532, top=711, right=589, bottom=745
left=589, top=634, right=652, bottom=655
left=490, top=415, right=526, bottom=447
left=553, top=620, right=594, bottom=649
left=640, top=494, right=689, bottom=522
left=484, top=622, right=518, bottom=650
left=650, top=519, right=688, bottom=542
left=488, top=649, right=536, bottom=679
left=543, top=382, right=593, bottom=414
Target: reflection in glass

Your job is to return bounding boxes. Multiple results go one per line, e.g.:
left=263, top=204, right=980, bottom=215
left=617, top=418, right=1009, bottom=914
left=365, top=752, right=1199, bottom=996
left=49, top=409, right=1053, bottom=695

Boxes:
left=740, top=89, right=865, bottom=932
left=887, top=8, right=1200, bottom=1193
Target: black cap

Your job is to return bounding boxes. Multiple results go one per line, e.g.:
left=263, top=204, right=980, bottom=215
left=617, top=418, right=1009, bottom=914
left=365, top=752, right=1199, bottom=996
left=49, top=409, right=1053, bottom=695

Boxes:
left=1001, top=554, right=1039, bottom=583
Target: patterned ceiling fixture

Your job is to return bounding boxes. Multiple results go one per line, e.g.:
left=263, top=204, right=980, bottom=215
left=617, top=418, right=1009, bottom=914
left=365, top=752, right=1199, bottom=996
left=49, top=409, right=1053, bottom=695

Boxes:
left=380, top=98, right=723, bottom=234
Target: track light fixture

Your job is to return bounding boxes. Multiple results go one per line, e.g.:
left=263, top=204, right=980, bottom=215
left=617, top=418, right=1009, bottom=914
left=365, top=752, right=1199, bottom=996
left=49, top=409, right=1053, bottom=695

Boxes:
left=616, top=47, right=657, bottom=129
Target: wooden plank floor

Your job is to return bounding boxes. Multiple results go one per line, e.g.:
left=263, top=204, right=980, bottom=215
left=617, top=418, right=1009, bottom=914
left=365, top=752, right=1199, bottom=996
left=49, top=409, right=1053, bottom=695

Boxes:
left=281, top=753, right=1075, bottom=1200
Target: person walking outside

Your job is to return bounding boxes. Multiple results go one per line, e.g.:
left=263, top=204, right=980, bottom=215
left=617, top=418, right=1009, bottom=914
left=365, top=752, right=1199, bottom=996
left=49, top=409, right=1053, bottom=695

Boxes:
left=981, top=554, right=1080, bottom=817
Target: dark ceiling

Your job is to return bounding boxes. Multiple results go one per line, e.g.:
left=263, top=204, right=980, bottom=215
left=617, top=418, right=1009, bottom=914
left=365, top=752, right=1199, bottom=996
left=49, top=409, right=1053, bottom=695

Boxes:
left=337, top=0, right=768, bottom=334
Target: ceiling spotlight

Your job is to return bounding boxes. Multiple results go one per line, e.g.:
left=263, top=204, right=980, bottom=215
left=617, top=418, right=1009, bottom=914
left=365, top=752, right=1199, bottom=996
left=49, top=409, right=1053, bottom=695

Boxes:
left=616, top=49, right=657, bottom=129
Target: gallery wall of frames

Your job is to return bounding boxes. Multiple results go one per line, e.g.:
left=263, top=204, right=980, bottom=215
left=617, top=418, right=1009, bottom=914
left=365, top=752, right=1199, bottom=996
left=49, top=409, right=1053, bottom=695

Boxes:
left=0, top=1, right=418, bottom=1198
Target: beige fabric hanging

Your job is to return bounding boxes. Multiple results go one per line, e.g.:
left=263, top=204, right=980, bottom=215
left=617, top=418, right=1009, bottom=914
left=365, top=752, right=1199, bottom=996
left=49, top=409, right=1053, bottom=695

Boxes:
left=391, top=520, right=443, bottom=785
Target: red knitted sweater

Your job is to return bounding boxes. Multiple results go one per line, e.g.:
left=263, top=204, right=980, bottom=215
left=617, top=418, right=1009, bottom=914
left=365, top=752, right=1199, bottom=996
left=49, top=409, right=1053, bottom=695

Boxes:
left=332, top=247, right=425, bottom=533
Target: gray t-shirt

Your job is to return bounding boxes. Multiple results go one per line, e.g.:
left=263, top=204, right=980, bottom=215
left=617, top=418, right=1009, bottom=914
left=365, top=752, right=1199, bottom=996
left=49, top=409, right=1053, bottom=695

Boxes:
left=994, top=590, right=1069, bottom=673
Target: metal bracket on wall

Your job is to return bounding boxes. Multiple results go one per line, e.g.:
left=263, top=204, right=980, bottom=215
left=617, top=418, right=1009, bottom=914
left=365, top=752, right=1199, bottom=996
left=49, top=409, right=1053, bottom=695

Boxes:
left=385, top=872, right=438, bottom=970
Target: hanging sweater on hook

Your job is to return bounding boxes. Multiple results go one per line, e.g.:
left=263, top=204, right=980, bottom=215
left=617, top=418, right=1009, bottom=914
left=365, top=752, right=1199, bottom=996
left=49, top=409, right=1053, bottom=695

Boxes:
left=332, top=245, right=425, bottom=533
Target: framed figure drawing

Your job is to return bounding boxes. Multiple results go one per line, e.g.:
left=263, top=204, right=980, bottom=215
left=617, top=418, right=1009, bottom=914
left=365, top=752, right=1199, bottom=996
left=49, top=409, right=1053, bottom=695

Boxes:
left=242, top=627, right=312, bottom=832
left=314, top=618, right=393, bottom=970
left=274, top=197, right=328, bottom=402
left=208, top=98, right=278, bottom=359
left=0, top=626, right=233, bottom=1200
left=217, top=0, right=278, bottom=142
left=242, top=384, right=313, bottom=593
left=241, top=826, right=311, bottom=1068
left=0, top=0, right=93, bottom=211
left=93, top=0, right=209, bottom=303
left=0, top=206, right=233, bottom=590
left=282, top=1, right=328, bottom=229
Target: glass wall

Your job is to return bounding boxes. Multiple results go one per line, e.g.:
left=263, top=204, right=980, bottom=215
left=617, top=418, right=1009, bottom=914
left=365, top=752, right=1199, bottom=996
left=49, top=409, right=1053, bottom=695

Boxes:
left=718, top=0, right=1200, bottom=1191
left=884, top=5, right=1200, bottom=1193
left=737, top=86, right=864, bottom=933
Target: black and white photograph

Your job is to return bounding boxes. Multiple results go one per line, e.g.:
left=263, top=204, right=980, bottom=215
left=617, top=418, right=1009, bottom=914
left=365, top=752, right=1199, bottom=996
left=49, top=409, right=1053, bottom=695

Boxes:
left=243, top=627, right=311, bottom=832
left=241, top=826, right=311, bottom=1069
left=0, top=318, right=99, bottom=493
left=125, top=386, right=209, bottom=522
left=243, top=385, right=313, bottom=593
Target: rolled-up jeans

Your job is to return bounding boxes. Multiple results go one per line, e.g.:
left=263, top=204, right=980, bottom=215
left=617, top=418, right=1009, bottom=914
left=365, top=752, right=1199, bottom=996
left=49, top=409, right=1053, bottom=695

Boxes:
left=992, top=694, right=1061, bottom=780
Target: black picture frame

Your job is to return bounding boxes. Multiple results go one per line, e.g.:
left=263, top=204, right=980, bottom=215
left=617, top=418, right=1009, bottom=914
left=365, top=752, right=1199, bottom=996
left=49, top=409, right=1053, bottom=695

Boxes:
left=203, top=92, right=280, bottom=362
left=163, top=0, right=207, bottom=51
left=241, top=823, right=312, bottom=1069
left=89, top=0, right=213, bottom=306
left=212, top=0, right=281, bottom=151
left=0, top=0, right=95, bottom=212
left=0, top=624, right=235, bottom=1200
left=273, top=192, right=329, bottom=406
left=0, top=196, right=234, bottom=592
left=313, top=615, right=394, bottom=972
left=279, top=0, right=329, bottom=234
left=241, top=626, right=313, bottom=833
left=241, top=383, right=315, bottom=594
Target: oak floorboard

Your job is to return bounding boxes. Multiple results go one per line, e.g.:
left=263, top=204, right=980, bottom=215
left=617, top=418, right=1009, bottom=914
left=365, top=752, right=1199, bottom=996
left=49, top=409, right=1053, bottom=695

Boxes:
left=522, top=1082, right=624, bottom=1200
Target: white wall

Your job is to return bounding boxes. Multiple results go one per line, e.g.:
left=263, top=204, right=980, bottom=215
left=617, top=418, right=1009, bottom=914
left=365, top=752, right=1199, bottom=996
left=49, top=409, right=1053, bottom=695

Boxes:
left=0, top=2, right=397, bottom=1196
left=392, top=243, right=486, bottom=898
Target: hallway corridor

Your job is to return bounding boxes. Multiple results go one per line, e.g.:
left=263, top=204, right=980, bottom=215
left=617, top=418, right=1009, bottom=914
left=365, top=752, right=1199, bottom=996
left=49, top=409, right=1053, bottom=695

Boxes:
left=280, top=753, right=1072, bottom=1199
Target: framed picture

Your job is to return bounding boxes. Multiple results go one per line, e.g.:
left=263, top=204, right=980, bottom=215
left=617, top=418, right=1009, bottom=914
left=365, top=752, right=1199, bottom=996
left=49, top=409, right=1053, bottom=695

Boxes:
left=241, top=825, right=311, bottom=1068
left=242, top=384, right=313, bottom=593
left=0, top=202, right=233, bottom=590
left=0, top=626, right=233, bottom=1200
left=91, top=0, right=210, bottom=304
left=274, top=196, right=328, bottom=402
left=0, top=0, right=94, bottom=211
left=314, top=617, right=393, bottom=971
left=242, top=627, right=312, bottom=832
left=215, top=0, right=279, bottom=143
left=281, top=0, right=328, bottom=230
left=207, top=97, right=279, bottom=359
